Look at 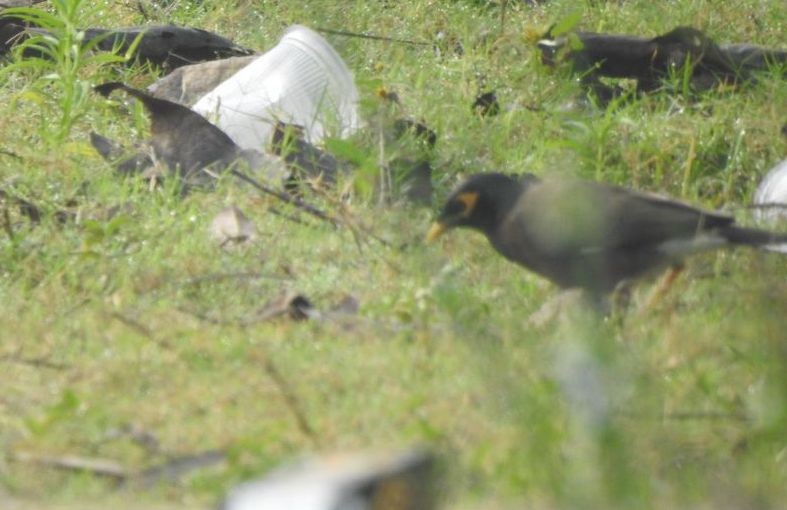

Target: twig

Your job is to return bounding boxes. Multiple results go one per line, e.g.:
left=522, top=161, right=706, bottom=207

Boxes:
left=175, top=305, right=286, bottom=327
left=10, top=449, right=227, bottom=487
left=2, top=206, right=14, bottom=241
left=500, top=0, right=508, bottom=34
left=661, top=411, right=749, bottom=422
left=108, top=311, right=173, bottom=350
left=44, top=297, right=91, bottom=326
left=747, top=202, right=787, bottom=212
left=10, top=452, right=128, bottom=480
left=0, top=187, right=42, bottom=223
left=234, top=167, right=395, bottom=250
left=0, top=148, right=22, bottom=160
left=268, top=206, right=310, bottom=225
left=307, top=184, right=395, bottom=249
left=0, top=352, right=69, bottom=370
left=315, top=27, right=431, bottom=47
left=175, top=296, right=306, bottom=328
left=261, top=355, right=321, bottom=447
left=101, top=424, right=161, bottom=454
left=617, top=410, right=749, bottom=422
left=135, top=0, right=150, bottom=21
left=230, top=169, right=339, bottom=227
left=179, top=271, right=290, bottom=287
left=175, top=305, right=240, bottom=326
left=131, top=450, right=226, bottom=489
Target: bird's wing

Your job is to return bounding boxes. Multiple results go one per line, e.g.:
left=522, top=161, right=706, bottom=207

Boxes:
left=509, top=178, right=734, bottom=257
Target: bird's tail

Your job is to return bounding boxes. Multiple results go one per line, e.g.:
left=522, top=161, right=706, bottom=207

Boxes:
left=722, top=226, right=787, bottom=254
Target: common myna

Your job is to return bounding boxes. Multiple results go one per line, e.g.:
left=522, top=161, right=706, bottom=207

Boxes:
left=427, top=173, right=787, bottom=295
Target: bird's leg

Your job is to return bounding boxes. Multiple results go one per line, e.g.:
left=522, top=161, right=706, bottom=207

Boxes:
left=609, top=280, right=634, bottom=317
left=644, top=264, right=685, bottom=309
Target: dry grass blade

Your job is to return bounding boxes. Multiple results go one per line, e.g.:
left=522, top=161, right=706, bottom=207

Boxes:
left=10, top=452, right=128, bottom=480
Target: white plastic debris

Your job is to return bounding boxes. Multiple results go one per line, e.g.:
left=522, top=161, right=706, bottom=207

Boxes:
left=193, top=25, right=361, bottom=152
left=219, top=449, right=434, bottom=510
left=753, top=159, right=787, bottom=222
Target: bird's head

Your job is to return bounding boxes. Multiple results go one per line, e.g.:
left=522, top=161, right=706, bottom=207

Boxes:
left=426, top=172, right=530, bottom=242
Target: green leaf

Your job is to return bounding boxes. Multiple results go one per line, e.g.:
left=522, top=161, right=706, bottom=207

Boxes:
left=567, top=32, right=585, bottom=51
left=323, top=138, right=369, bottom=167
left=551, top=11, right=582, bottom=37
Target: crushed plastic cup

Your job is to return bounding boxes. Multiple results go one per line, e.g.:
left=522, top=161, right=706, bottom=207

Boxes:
left=192, top=25, right=361, bottom=152
left=753, top=158, right=787, bottom=222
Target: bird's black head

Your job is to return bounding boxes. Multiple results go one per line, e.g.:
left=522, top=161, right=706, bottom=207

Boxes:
left=427, top=172, right=531, bottom=242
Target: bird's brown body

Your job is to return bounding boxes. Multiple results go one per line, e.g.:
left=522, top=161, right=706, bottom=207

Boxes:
left=429, top=173, right=787, bottom=295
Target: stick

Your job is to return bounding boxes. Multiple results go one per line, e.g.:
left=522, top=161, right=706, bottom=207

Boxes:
left=230, top=169, right=339, bottom=227
left=108, top=311, right=173, bottom=351
left=2, top=206, right=14, bottom=241
left=315, top=27, right=431, bottom=47
left=261, top=355, right=321, bottom=447
left=0, top=352, right=69, bottom=370
left=10, top=452, right=128, bottom=480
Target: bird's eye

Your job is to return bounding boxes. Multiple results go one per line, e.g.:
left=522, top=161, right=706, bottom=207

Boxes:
left=444, top=200, right=466, bottom=217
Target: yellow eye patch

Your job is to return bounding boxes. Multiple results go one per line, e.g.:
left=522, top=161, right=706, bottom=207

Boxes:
left=456, top=191, right=479, bottom=217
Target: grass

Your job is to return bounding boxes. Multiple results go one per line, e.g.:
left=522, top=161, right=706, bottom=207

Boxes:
left=1, top=0, right=786, bottom=508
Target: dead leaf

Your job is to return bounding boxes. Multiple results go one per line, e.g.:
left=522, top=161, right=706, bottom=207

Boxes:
left=258, top=291, right=319, bottom=321
left=210, top=206, right=257, bottom=246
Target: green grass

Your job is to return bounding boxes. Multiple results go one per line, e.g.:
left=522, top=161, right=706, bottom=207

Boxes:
left=1, top=1, right=786, bottom=508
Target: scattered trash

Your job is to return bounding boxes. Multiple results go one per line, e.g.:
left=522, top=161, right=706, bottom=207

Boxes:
left=393, top=118, right=437, bottom=149
left=259, top=291, right=319, bottom=321
left=179, top=289, right=362, bottom=327
left=86, top=25, right=253, bottom=70
left=17, top=23, right=254, bottom=71
left=193, top=25, right=362, bottom=151
left=219, top=448, right=435, bottom=510
left=0, top=21, right=22, bottom=57
left=89, top=132, right=153, bottom=175
left=210, top=205, right=257, bottom=246
left=92, top=84, right=342, bottom=228
left=472, top=91, right=500, bottom=117
left=270, top=122, right=344, bottom=192
left=753, top=159, right=787, bottom=223
left=147, top=55, right=257, bottom=105
left=0, top=1, right=35, bottom=57
left=92, top=82, right=273, bottom=185
left=538, top=26, right=787, bottom=96
left=387, top=158, right=434, bottom=205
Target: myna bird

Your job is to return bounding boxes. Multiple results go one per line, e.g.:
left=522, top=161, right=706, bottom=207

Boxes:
left=427, top=173, right=787, bottom=296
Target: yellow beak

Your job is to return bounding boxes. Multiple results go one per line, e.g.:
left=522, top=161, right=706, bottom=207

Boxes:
left=425, top=222, right=447, bottom=243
